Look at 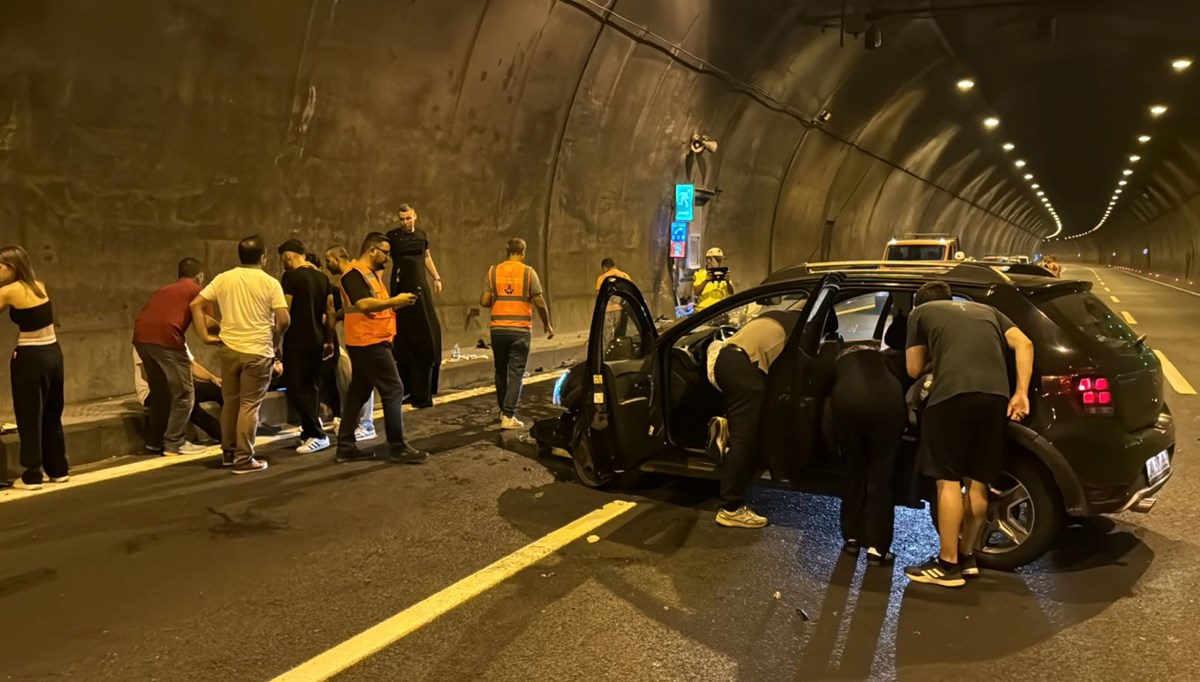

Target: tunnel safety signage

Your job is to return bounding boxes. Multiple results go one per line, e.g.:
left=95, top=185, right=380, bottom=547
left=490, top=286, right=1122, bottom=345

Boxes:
left=670, top=221, right=688, bottom=258
left=675, top=184, right=694, bottom=221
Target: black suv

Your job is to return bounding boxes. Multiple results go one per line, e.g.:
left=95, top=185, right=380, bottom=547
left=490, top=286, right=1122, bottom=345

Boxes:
left=534, top=262, right=1175, bottom=570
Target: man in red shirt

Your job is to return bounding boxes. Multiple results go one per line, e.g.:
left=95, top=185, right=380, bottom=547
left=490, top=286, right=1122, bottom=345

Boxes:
left=132, top=258, right=210, bottom=456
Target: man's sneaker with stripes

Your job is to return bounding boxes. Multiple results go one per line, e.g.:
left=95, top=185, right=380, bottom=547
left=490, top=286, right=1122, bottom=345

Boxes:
left=904, top=555, right=966, bottom=588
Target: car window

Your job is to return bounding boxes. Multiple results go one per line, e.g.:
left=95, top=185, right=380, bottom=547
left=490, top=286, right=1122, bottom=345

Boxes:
left=833, top=292, right=889, bottom=343
left=1036, top=291, right=1141, bottom=356
left=886, top=244, right=947, bottom=261
left=692, top=291, right=811, bottom=334
left=598, top=294, right=653, bottom=362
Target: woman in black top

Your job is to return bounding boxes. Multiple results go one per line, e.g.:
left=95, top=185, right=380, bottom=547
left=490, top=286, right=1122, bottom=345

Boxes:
left=387, top=204, right=444, bottom=408
left=0, top=245, right=67, bottom=490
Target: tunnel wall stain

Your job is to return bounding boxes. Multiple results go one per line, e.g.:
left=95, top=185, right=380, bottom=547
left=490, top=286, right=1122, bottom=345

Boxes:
left=0, top=0, right=1044, bottom=414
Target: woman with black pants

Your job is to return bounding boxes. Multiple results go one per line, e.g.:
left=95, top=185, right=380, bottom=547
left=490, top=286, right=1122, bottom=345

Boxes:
left=0, top=245, right=67, bottom=491
left=832, top=330, right=910, bottom=565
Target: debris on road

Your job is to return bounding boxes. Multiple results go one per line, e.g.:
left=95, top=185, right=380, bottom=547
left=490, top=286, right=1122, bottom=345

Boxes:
left=586, top=534, right=600, bottom=544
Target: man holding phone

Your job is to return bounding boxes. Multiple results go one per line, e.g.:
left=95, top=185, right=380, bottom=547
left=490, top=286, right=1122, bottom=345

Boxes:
left=693, top=247, right=735, bottom=311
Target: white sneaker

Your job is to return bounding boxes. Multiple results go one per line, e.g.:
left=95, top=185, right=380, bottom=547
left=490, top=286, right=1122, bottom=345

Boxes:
left=500, top=415, right=526, bottom=430
left=178, top=442, right=210, bottom=455
left=715, top=506, right=768, bottom=529
left=11, top=479, right=43, bottom=491
left=41, top=474, right=70, bottom=483
left=295, top=436, right=331, bottom=454
left=355, top=425, right=377, bottom=442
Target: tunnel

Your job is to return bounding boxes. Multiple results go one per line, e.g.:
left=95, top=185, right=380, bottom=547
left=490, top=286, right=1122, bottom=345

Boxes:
left=2, top=2, right=1200, bottom=678
left=0, top=0, right=1129, bottom=408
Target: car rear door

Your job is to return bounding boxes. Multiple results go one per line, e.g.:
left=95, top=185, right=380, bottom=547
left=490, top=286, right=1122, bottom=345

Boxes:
left=585, top=276, right=664, bottom=477
left=763, top=276, right=841, bottom=483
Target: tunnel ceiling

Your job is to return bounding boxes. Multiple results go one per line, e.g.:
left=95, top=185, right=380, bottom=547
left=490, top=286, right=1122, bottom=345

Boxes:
left=801, top=0, right=1200, bottom=242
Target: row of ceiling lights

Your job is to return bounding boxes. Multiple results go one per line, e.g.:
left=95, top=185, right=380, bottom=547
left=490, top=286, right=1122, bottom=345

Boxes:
left=1054, top=57, right=1193, bottom=241
left=955, top=78, right=1063, bottom=237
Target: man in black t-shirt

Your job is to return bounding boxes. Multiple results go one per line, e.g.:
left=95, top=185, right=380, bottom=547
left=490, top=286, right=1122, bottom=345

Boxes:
left=279, top=240, right=337, bottom=454
left=903, top=281, right=1034, bottom=588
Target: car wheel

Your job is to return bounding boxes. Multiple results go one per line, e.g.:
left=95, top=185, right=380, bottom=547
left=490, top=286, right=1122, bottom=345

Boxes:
left=926, top=456, right=1064, bottom=571
left=570, top=420, right=612, bottom=488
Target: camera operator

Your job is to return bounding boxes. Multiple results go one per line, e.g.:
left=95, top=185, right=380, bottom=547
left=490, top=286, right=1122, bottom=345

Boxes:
left=693, top=247, right=735, bottom=312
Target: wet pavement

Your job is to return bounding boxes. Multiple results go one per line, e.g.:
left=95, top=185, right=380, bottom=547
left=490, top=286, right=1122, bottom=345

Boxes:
left=1, top=264, right=1198, bottom=681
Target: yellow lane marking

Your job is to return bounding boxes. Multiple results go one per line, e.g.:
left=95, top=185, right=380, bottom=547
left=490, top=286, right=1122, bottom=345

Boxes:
left=1121, top=311, right=1138, bottom=325
left=1104, top=287, right=1111, bottom=292
left=1110, top=295, right=1120, bottom=303
left=0, top=370, right=567, bottom=503
left=1154, top=351, right=1197, bottom=396
left=271, top=500, right=639, bottom=681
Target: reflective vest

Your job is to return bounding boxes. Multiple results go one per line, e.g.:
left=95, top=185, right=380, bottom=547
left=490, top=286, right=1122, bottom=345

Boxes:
left=488, top=260, right=534, bottom=330
left=340, top=259, right=395, bottom=347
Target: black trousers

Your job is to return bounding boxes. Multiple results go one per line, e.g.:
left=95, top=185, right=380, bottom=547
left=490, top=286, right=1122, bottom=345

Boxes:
left=393, top=342, right=436, bottom=408
left=831, top=352, right=907, bottom=554
left=282, top=343, right=326, bottom=440
left=339, top=343, right=406, bottom=451
left=714, top=346, right=766, bottom=511
left=11, top=343, right=67, bottom=485
left=190, top=380, right=224, bottom=441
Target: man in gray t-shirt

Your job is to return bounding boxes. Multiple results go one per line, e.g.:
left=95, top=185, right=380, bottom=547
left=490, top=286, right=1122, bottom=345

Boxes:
left=902, top=281, right=1034, bottom=588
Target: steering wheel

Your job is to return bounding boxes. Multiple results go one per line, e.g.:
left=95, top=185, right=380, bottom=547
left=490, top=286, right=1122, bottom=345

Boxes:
left=714, top=325, right=738, bottom=342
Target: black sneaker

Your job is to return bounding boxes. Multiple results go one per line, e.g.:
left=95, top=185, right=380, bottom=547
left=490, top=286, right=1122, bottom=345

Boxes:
left=904, top=555, right=965, bottom=588
left=231, top=459, right=269, bottom=475
left=385, top=445, right=428, bottom=464
left=961, top=554, right=980, bottom=578
left=842, top=539, right=861, bottom=556
left=221, top=451, right=235, bottom=468
left=335, top=447, right=376, bottom=463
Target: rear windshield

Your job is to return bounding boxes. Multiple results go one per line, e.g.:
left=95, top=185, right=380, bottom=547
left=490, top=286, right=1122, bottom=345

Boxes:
left=1036, top=291, right=1141, bottom=356
left=886, top=244, right=947, bottom=261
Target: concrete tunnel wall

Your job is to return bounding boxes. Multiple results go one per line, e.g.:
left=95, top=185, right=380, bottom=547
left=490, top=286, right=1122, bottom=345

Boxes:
left=0, top=0, right=1047, bottom=414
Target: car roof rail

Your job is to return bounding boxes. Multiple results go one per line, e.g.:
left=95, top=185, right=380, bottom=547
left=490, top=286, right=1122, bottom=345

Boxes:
left=795, top=260, right=1013, bottom=285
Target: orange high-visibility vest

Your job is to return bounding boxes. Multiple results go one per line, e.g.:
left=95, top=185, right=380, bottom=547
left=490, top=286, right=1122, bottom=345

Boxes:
left=488, top=260, right=534, bottom=330
left=341, top=259, right=396, bottom=347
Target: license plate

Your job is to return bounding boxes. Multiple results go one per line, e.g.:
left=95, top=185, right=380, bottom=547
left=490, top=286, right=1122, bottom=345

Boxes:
left=1146, top=451, right=1171, bottom=484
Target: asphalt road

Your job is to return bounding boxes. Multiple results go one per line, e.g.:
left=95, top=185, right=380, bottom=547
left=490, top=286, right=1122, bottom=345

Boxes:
left=1, top=263, right=1198, bottom=681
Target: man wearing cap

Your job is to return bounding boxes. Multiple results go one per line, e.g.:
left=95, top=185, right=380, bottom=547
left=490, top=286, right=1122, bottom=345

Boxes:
left=693, top=248, right=735, bottom=311
left=279, top=239, right=337, bottom=454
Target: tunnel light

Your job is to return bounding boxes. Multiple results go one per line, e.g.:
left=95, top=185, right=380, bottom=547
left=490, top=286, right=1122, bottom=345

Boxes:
left=1031, top=183, right=1040, bottom=189
left=1129, top=154, right=1141, bottom=162
left=1115, top=189, right=1123, bottom=194
left=1138, top=135, right=1152, bottom=143
left=1150, top=105, right=1168, bottom=117
left=1015, top=159, right=1027, bottom=168
left=983, top=117, right=1001, bottom=129
left=1024, top=173, right=1034, bottom=180
left=1002, top=142, right=1015, bottom=151
left=1122, top=169, right=1133, bottom=176
left=1172, top=58, right=1193, bottom=72
left=957, top=79, right=976, bottom=91
left=1118, top=180, right=1128, bottom=186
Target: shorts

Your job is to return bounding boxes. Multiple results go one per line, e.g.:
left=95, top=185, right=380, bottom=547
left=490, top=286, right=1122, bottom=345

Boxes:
left=919, top=393, right=1008, bottom=484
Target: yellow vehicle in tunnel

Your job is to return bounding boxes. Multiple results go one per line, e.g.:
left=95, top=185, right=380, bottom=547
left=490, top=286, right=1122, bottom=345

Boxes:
left=883, top=234, right=961, bottom=261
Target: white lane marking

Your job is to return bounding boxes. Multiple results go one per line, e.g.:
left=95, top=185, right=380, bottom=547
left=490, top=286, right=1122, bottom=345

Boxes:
left=1111, top=267, right=1200, bottom=298
left=1, top=370, right=567, bottom=503
left=1121, top=311, right=1138, bottom=325
left=1104, top=287, right=1111, bottom=292
left=1154, top=350, right=1197, bottom=396
left=270, top=500, right=638, bottom=681
left=1110, top=295, right=1121, bottom=303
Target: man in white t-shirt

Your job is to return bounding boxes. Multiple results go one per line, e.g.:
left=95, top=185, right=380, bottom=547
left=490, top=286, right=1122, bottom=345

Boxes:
left=191, top=235, right=290, bottom=474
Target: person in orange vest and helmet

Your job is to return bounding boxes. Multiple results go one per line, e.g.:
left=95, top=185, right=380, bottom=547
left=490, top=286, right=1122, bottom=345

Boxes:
left=481, top=238, right=555, bottom=430
left=333, top=232, right=429, bottom=464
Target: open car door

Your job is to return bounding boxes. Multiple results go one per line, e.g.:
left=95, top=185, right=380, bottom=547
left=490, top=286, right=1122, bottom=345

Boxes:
left=763, top=276, right=842, bottom=484
left=581, top=276, right=664, bottom=483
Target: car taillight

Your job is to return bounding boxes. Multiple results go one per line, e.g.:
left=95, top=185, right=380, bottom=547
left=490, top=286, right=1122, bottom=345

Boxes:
left=1077, top=377, right=1112, bottom=407
left=1042, top=374, right=1115, bottom=415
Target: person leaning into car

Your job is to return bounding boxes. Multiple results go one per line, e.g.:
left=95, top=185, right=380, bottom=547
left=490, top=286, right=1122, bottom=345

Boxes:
left=903, top=281, right=1034, bottom=588
left=706, top=309, right=804, bottom=528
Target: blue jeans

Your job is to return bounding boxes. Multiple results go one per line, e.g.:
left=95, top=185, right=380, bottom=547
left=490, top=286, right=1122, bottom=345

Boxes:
left=490, top=330, right=531, bottom=417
